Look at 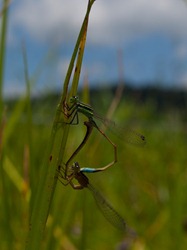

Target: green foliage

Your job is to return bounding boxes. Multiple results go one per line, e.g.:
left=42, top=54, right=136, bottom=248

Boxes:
left=1, top=92, right=187, bottom=250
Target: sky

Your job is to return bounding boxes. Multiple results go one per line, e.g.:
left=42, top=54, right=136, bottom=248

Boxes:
left=3, top=0, right=187, bottom=97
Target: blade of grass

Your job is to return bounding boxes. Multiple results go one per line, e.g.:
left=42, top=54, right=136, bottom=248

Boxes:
left=0, top=110, right=14, bottom=250
left=61, top=0, right=95, bottom=103
left=0, top=0, right=11, bottom=18
left=21, top=42, right=34, bottom=208
left=0, top=0, right=10, bottom=113
left=69, top=11, right=89, bottom=98
left=0, top=155, right=14, bottom=250
left=0, top=7, right=12, bottom=241
left=25, top=1, right=96, bottom=249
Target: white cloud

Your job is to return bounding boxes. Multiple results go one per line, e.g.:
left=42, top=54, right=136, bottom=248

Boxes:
left=3, top=79, right=26, bottom=98
left=179, top=72, right=187, bottom=88
left=90, top=0, right=187, bottom=45
left=5, top=0, right=187, bottom=92
left=175, top=43, right=187, bottom=59
left=10, top=0, right=87, bottom=44
left=9, top=0, right=187, bottom=46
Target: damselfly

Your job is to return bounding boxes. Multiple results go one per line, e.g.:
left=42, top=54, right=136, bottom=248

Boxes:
left=59, top=162, right=134, bottom=234
left=63, top=96, right=146, bottom=175
left=64, top=96, right=146, bottom=147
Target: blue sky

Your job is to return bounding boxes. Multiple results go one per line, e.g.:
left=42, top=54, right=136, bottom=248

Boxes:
left=3, top=0, right=187, bottom=97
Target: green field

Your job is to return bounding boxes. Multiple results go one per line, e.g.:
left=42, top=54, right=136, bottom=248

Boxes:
left=1, top=91, right=187, bottom=250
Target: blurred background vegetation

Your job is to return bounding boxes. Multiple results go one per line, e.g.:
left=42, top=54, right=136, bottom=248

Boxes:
left=1, top=84, right=187, bottom=250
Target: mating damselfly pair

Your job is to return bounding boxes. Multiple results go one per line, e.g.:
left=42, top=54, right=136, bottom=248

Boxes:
left=63, top=96, right=146, bottom=175
left=58, top=96, right=146, bottom=233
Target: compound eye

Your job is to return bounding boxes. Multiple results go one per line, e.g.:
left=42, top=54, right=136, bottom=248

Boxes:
left=73, top=162, right=80, bottom=172
left=70, top=96, right=77, bottom=103
left=74, top=162, right=79, bottom=168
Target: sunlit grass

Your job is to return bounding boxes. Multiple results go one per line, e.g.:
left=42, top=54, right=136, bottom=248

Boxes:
left=1, top=94, right=187, bottom=249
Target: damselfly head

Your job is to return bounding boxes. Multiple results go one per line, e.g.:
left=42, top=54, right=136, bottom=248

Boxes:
left=70, top=96, right=79, bottom=104
left=72, top=162, right=81, bottom=173
left=141, top=135, right=145, bottom=140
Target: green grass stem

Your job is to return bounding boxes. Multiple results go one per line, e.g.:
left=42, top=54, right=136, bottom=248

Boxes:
left=0, top=0, right=9, bottom=113
left=25, top=1, right=95, bottom=249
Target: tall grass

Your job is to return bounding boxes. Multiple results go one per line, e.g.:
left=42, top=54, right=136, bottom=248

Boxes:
left=0, top=0, right=9, bottom=111
left=2, top=93, right=187, bottom=249
left=25, top=1, right=95, bottom=249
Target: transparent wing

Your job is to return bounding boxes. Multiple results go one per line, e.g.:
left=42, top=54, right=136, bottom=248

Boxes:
left=87, top=182, right=127, bottom=231
left=93, top=112, right=146, bottom=146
